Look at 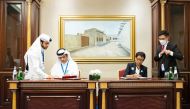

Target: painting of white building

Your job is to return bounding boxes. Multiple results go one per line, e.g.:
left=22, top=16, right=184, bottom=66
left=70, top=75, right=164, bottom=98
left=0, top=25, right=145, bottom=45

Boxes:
left=63, top=18, right=134, bottom=58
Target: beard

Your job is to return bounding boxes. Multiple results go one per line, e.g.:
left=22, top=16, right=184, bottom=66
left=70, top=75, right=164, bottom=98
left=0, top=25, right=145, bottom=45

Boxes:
left=41, top=44, right=48, bottom=49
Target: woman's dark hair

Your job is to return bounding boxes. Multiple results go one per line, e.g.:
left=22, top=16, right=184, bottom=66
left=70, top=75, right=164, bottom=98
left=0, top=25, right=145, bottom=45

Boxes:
left=135, top=52, right=146, bottom=60
left=158, top=30, right=169, bottom=37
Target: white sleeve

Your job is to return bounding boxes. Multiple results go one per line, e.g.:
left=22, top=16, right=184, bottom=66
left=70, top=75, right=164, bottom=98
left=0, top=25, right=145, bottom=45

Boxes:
left=159, top=53, right=162, bottom=58
left=68, top=62, right=79, bottom=77
left=169, top=51, right=174, bottom=56
left=28, top=54, right=48, bottom=78
left=51, top=63, right=63, bottom=78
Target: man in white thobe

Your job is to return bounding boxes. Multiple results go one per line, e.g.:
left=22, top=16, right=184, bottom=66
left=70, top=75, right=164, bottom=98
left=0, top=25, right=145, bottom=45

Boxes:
left=24, top=33, right=52, bottom=80
left=51, top=48, right=79, bottom=78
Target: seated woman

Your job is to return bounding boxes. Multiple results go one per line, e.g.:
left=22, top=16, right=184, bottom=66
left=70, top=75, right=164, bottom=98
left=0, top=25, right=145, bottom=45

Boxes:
left=51, top=48, right=79, bottom=78
left=124, top=52, right=147, bottom=78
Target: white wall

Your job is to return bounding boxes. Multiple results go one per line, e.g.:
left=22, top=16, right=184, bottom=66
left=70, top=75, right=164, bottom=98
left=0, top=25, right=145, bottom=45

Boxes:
left=40, top=0, right=152, bottom=78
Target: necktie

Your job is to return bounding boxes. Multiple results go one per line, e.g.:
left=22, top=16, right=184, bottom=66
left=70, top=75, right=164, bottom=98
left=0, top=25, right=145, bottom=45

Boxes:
left=161, top=45, right=164, bottom=50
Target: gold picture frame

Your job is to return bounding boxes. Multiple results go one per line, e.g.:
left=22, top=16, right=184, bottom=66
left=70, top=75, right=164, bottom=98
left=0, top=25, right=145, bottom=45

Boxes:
left=59, top=16, right=135, bottom=63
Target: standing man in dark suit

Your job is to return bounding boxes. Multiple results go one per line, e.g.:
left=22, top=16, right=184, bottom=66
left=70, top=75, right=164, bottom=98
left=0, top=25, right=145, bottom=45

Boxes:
left=154, top=30, right=183, bottom=78
left=124, top=52, right=147, bottom=78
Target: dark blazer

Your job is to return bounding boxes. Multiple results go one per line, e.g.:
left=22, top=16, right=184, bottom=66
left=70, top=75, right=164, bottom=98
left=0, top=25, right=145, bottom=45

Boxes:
left=154, top=42, right=183, bottom=78
left=124, top=63, right=147, bottom=77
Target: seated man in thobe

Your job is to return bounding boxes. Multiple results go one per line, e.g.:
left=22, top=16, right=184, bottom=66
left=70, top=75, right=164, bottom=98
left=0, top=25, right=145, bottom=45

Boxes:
left=124, top=52, right=147, bottom=78
left=51, top=48, right=79, bottom=78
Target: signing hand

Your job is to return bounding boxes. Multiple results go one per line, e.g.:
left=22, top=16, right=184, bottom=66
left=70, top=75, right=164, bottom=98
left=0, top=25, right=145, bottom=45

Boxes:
left=133, top=74, right=141, bottom=78
left=46, top=75, right=53, bottom=79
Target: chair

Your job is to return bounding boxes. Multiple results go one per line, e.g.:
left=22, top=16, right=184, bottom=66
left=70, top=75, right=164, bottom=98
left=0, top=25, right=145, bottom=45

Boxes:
left=118, top=68, right=126, bottom=78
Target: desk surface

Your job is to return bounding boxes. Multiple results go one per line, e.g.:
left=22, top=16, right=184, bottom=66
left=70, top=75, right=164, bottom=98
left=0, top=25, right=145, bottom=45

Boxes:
left=99, top=77, right=184, bottom=82
left=8, top=77, right=184, bottom=83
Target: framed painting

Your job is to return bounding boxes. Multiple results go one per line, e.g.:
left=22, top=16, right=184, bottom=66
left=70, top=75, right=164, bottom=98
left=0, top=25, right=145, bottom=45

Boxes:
left=59, top=16, right=135, bottom=63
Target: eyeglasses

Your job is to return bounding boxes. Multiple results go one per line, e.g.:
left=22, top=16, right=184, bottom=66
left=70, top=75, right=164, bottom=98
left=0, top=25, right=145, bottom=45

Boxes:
left=136, top=58, right=144, bottom=62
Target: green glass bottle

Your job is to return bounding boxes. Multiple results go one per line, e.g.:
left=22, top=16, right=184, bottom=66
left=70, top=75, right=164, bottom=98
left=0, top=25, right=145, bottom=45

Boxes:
left=168, top=67, right=174, bottom=80
left=17, top=67, right=24, bottom=80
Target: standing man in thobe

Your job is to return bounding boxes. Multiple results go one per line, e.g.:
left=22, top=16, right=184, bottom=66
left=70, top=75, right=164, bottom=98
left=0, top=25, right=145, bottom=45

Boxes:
left=24, top=33, right=52, bottom=80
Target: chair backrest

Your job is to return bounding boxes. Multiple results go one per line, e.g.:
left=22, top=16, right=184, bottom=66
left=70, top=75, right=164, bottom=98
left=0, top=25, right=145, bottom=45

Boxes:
left=119, top=68, right=126, bottom=78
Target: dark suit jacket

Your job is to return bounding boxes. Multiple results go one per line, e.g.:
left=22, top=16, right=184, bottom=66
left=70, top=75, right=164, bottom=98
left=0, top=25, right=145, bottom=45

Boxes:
left=154, top=42, right=183, bottom=78
left=124, top=63, right=147, bottom=77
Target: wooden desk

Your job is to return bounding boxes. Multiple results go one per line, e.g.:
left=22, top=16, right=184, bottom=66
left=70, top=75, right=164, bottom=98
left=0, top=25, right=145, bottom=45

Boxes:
left=99, top=78, right=183, bottom=109
left=8, top=79, right=96, bottom=109
left=8, top=78, right=183, bottom=109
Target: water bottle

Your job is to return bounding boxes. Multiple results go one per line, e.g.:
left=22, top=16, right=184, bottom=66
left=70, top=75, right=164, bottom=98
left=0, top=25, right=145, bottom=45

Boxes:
left=174, top=66, right=178, bottom=80
left=12, top=66, right=17, bottom=80
left=17, top=67, right=24, bottom=80
left=168, top=67, right=174, bottom=80
left=164, top=72, right=169, bottom=79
